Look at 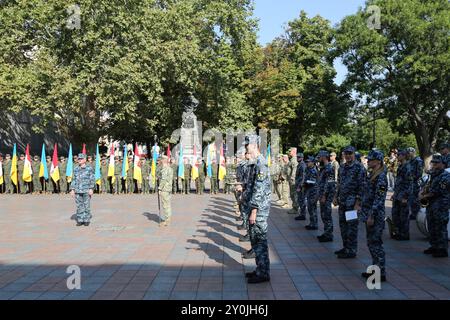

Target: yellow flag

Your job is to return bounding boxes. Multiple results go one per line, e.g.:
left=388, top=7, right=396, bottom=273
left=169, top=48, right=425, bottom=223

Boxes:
left=11, top=144, right=18, bottom=186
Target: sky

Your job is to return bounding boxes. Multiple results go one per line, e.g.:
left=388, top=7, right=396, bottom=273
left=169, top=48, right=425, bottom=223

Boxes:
left=252, top=0, right=367, bottom=85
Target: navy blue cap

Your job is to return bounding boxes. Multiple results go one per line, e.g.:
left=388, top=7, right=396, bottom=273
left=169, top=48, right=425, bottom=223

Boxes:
left=343, top=146, right=356, bottom=153
left=431, top=153, right=444, bottom=164
left=368, top=150, right=384, bottom=162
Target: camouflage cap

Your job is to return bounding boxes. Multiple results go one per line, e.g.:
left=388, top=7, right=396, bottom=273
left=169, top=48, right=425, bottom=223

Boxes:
left=368, top=150, right=384, bottom=162
left=406, top=147, right=416, bottom=153
left=296, top=152, right=304, bottom=158
left=77, top=153, right=86, bottom=159
left=430, top=153, right=444, bottom=164
left=236, top=146, right=246, bottom=156
left=243, top=134, right=260, bottom=146
left=397, top=149, right=408, bottom=156
left=305, top=156, right=315, bottom=163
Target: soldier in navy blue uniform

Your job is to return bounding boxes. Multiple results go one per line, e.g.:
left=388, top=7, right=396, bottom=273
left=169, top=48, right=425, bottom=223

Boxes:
left=304, top=156, right=319, bottom=230
left=390, top=149, right=413, bottom=240
left=439, top=143, right=450, bottom=168
left=317, top=150, right=337, bottom=242
left=239, top=151, right=253, bottom=244
left=294, top=153, right=307, bottom=221
left=333, top=146, right=367, bottom=259
left=70, top=153, right=95, bottom=227
left=407, top=147, right=424, bottom=220
left=244, top=135, right=272, bottom=284
left=420, top=154, right=450, bottom=258
left=361, top=150, right=388, bottom=281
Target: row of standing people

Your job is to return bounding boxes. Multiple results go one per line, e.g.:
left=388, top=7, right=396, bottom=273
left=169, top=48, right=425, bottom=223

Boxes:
left=0, top=153, right=241, bottom=195
left=266, top=144, right=450, bottom=281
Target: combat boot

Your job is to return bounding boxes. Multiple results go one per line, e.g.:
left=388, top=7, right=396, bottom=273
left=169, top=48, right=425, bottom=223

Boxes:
left=84, top=222, right=90, bottom=226
left=362, top=272, right=386, bottom=282
left=305, top=225, right=318, bottom=230
left=295, top=215, right=306, bottom=221
left=242, top=250, right=256, bottom=259
left=337, top=252, right=356, bottom=259
left=423, top=247, right=436, bottom=254
left=239, top=234, right=250, bottom=242
left=317, top=235, right=333, bottom=243
left=432, top=249, right=448, bottom=258
left=76, top=222, right=83, bottom=227
left=247, top=274, right=270, bottom=284
left=334, top=248, right=346, bottom=254
left=245, top=270, right=256, bottom=278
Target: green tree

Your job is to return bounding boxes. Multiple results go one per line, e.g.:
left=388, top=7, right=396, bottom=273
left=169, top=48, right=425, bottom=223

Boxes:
left=334, top=0, right=450, bottom=164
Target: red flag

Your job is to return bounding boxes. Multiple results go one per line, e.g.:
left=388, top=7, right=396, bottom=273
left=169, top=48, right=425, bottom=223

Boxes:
left=82, top=144, right=86, bottom=155
left=167, top=144, right=171, bottom=158
left=50, top=143, right=60, bottom=182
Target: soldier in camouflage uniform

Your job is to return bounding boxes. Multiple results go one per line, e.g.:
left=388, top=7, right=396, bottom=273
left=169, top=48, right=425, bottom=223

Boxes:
left=70, top=153, right=95, bottom=226
left=45, top=156, right=53, bottom=194
left=361, top=150, right=388, bottom=281
left=287, top=147, right=298, bottom=214
left=100, top=157, right=108, bottom=194
left=3, top=154, right=13, bottom=194
left=17, top=154, right=26, bottom=194
left=244, top=135, right=271, bottom=284
left=303, top=156, right=319, bottom=230
left=126, top=156, right=134, bottom=194
left=271, top=155, right=282, bottom=203
left=170, top=158, right=178, bottom=194
left=280, top=155, right=290, bottom=208
left=210, top=159, right=219, bottom=194
left=439, top=143, right=450, bottom=168
left=420, top=154, right=450, bottom=258
left=225, top=157, right=235, bottom=194
left=32, top=155, right=41, bottom=194
left=113, top=156, right=122, bottom=194
left=317, top=150, right=337, bottom=242
left=407, top=148, right=424, bottom=220
left=158, top=155, right=173, bottom=226
left=333, top=146, right=367, bottom=259
left=390, top=149, right=413, bottom=240
left=294, top=153, right=307, bottom=221
left=59, top=156, right=67, bottom=194
left=141, top=158, right=151, bottom=194
left=183, top=158, right=191, bottom=194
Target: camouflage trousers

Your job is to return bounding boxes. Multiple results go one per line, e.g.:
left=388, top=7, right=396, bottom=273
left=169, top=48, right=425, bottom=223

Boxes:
left=195, top=178, right=205, bottom=194
left=289, top=182, right=298, bottom=210
left=272, top=179, right=281, bottom=201
left=280, top=181, right=289, bottom=205
left=142, top=177, right=150, bottom=194
left=297, top=188, right=307, bottom=218
left=427, top=202, right=449, bottom=250
left=305, top=188, right=318, bottom=227
left=366, top=214, right=386, bottom=276
left=249, top=215, right=270, bottom=277
left=210, top=178, right=218, bottom=194
left=59, top=179, right=67, bottom=193
left=4, top=176, right=13, bottom=193
left=319, top=193, right=335, bottom=238
left=409, top=185, right=421, bottom=218
left=392, top=200, right=410, bottom=238
left=75, top=193, right=92, bottom=223
left=160, top=191, right=172, bottom=221
left=240, top=202, right=250, bottom=230
left=33, top=176, right=41, bottom=192
left=338, top=206, right=359, bottom=255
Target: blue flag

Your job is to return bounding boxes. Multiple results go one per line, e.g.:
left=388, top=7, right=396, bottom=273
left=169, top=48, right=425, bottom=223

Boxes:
left=178, top=145, right=184, bottom=178
left=207, top=144, right=212, bottom=177
left=122, top=144, right=128, bottom=178
left=39, top=144, right=49, bottom=180
left=66, top=144, right=73, bottom=180
left=95, top=144, right=101, bottom=184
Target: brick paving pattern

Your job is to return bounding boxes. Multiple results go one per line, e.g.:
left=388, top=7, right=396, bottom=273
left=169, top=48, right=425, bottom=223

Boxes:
left=0, top=193, right=449, bottom=300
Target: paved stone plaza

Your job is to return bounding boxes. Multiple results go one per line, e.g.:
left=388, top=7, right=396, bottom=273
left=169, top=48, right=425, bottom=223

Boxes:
left=0, top=193, right=449, bottom=300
